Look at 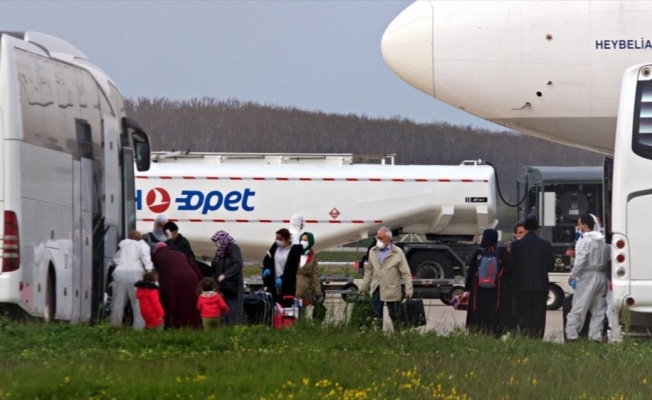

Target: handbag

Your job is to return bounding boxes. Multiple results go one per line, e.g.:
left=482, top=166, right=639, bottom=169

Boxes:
left=450, top=291, right=469, bottom=310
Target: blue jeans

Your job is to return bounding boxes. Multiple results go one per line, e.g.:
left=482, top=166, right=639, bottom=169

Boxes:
left=373, top=289, right=401, bottom=329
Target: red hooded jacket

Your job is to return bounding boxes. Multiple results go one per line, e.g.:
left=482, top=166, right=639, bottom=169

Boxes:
left=197, top=291, right=230, bottom=318
left=135, top=281, right=165, bottom=328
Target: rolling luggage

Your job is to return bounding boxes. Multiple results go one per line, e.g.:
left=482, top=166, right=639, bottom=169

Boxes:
left=244, top=290, right=274, bottom=326
left=273, top=295, right=300, bottom=329
left=399, top=298, right=427, bottom=328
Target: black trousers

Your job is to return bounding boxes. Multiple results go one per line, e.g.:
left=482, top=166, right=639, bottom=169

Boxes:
left=372, top=289, right=400, bottom=329
left=515, top=291, right=548, bottom=339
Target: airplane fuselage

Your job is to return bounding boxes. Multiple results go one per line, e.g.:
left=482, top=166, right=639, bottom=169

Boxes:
left=382, top=1, right=652, bottom=154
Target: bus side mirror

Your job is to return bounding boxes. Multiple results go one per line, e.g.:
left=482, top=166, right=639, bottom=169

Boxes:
left=133, top=132, right=151, bottom=172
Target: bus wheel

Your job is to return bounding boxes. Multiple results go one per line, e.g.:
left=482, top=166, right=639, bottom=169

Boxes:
left=547, top=284, right=564, bottom=310
left=408, top=252, right=454, bottom=280
left=44, top=268, right=56, bottom=322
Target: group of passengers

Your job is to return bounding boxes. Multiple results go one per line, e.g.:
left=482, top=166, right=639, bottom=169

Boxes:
left=108, top=214, right=322, bottom=330
left=465, top=214, right=611, bottom=343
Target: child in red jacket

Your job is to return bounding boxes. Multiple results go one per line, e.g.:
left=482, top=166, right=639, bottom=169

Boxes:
left=135, top=271, right=165, bottom=330
left=197, top=277, right=230, bottom=331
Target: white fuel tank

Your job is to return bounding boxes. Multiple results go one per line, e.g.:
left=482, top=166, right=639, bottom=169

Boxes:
left=135, top=156, right=497, bottom=260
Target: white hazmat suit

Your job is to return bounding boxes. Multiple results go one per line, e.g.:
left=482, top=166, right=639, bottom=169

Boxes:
left=110, top=238, right=153, bottom=329
left=289, top=214, right=304, bottom=245
left=565, top=230, right=609, bottom=341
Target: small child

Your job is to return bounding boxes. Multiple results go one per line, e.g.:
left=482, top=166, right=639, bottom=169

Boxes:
left=134, top=271, right=165, bottom=330
left=197, top=277, right=230, bottom=331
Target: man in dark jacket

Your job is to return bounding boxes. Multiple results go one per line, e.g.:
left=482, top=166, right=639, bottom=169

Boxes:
left=510, top=217, right=554, bottom=339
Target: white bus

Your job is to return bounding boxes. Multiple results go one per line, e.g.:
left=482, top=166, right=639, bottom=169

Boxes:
left=611, top=63, right=652, bottom=337
left=0, top=32, right=150, bottom=322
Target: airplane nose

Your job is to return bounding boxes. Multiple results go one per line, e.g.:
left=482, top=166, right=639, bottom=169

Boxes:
left=381, top=1, right=434, bottom=96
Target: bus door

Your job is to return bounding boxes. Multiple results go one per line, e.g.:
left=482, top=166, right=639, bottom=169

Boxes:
left=95, top=116, right=121, bottom=318
left=72, top=120, right=94, bottom=322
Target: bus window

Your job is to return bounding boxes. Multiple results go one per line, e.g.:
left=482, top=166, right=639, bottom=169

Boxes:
left=632, top=79, right=652, bottom=158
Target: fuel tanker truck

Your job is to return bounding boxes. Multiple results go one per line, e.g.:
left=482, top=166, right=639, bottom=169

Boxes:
left=134, top=152, right=498, bottom=298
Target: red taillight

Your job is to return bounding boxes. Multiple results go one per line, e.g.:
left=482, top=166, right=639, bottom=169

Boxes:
left=3, top=211, right=20, bottom=272
left=626, top=297, right=636, bottom=307
left=616, top=239, right=626, bottom=250
left=616, top=254, right=626, bottom=264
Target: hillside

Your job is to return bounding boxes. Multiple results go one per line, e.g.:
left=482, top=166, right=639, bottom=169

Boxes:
left=125, top=96, right=604, bottom=208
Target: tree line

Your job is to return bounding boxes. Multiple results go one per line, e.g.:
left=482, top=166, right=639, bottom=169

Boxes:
left=125, top=96, right=604, bottom=204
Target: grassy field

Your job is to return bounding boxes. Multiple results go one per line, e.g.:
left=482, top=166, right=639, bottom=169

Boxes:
left=1, top=317, right=651, bottom=399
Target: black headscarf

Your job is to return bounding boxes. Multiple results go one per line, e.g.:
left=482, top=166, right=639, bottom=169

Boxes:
left=480, top=229, right=498, bottom=248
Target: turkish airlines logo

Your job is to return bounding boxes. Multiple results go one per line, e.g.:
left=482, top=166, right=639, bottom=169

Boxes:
left=146, top=187, right=171, bottom=213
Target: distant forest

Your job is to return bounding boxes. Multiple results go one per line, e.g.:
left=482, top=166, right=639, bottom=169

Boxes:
left=125, top=97, right=603, bottom=206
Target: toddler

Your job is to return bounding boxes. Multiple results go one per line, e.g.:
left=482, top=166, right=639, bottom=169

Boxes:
left=134, top=271, right=165, bottom=329
left=197, top=277, right=230, bottom=331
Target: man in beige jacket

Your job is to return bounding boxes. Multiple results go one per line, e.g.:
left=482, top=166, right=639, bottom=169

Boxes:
left=359, top=227, right=413, bottom=329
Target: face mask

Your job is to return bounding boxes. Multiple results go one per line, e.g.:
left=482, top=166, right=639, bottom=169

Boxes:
left=376, top=240, right=386, bottom=250
left=301, top=240, right=309, bottom=249
left=275, top=240, right=284, bottom=247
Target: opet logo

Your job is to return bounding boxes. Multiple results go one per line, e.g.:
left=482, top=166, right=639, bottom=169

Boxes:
left=143, top=187, right=170, bottom=213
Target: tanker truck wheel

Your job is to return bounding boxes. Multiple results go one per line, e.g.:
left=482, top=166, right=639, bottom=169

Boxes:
left=408, top=251, right=454, bottom=280
left=547, top=284, right=564, bottom=310
left=440, top=285, right=465, bottom=306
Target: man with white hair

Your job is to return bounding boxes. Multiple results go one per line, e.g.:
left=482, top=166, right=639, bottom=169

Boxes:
left=359, top=226, right=413, bottom=330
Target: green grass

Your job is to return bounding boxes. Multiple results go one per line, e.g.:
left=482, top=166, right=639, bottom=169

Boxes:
left=0, top=318, right=651, bottom=399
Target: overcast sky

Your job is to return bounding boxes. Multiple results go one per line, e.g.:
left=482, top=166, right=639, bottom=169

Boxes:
left=2, top=1, right=503, bottom=130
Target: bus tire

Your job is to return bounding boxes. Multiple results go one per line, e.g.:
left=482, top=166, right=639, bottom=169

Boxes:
left=44, top=267, right=56, bottom=322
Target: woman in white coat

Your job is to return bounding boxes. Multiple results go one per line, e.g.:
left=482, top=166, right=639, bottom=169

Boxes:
left=110, top=230, right=153, bottom=329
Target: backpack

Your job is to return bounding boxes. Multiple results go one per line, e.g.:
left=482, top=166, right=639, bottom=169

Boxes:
left=476, top=246, right=501, bottom=289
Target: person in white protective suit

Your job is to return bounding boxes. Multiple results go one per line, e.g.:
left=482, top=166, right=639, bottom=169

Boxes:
left=289, top=214, right=304, bottom=245
left=565, top=214, right=609, bottom=342
left=110, top=230, right=154, bottom=329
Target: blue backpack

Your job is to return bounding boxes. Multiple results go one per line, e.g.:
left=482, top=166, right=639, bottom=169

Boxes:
left=476, top=246, right=502, bottom=289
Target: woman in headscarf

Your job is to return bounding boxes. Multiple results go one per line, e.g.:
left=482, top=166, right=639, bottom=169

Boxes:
left=144, top=214, right=169, bottom=253
left=295, top=232, right=323, bottom=308
left=151, top=242, right=202, bottom=329
left=464, top=228, right=513, bottom=337
left=262, top=228, right=302, bottom=303
left=211, top=230, right=246, bottom=325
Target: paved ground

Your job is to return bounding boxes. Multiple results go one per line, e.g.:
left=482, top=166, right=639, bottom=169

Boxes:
left=322, top=294, right=565, bottom=343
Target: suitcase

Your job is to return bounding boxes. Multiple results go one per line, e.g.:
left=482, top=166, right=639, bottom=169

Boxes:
left=399, top=298, right=427, bottom=328
left=244, top=290, right=274, bottom=326
left=273, top=296, right=300, bottom=329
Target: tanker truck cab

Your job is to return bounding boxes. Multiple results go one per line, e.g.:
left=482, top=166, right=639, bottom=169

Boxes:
left=516, top=166, right=605, bottom=310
